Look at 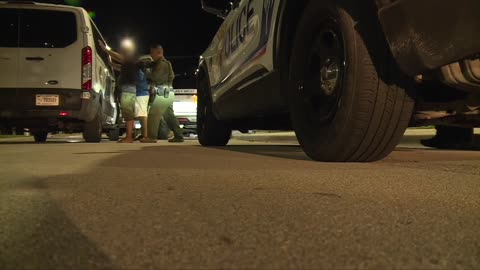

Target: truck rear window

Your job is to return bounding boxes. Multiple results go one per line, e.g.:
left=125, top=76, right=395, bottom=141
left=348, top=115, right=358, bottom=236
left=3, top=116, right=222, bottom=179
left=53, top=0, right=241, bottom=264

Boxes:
left=20, top=9, right=77, bottom=48
left=0, top=9, right=18, bottom=48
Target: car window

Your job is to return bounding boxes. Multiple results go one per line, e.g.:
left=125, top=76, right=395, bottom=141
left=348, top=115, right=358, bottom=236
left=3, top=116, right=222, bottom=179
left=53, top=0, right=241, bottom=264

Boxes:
left=19, top=9, right=77, bottom=48
left=0, top=8, right=19, bottom=48
left=91, top=20, right=111, bottom=68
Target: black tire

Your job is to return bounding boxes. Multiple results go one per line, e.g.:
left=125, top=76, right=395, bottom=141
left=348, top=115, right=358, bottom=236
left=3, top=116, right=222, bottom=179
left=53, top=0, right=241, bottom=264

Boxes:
left=197, top=71, right=232, bottom=146
left=83, top=108, right=102, bottom=143
left=108, top=128, right=120, bottom=141
left=288, top=1, right=414, bottom=162
left=32, top=130, right=48, bottom=143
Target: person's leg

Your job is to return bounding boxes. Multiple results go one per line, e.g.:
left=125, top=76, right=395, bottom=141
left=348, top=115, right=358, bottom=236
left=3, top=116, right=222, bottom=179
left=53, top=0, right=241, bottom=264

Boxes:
left=138, top=117, right=148, bottom=137
left=123, top=120, right=134, bottom=143
left=135, top=96, right=155, bottom=143
left=119, top=92, right=136, bottom=143
left=134, top=97, right=144, bottom=140
left=148, top=95, right=172, bottom=140
left=163, top=103, right=184, bottom=142
left=147, top=98, right=162, bottom=140
left=157, top=117, right=170, bottom=140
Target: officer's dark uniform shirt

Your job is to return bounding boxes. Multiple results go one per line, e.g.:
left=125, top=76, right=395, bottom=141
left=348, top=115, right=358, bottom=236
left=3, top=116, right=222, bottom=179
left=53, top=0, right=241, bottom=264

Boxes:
left=148, top=58, right=175, bottom=86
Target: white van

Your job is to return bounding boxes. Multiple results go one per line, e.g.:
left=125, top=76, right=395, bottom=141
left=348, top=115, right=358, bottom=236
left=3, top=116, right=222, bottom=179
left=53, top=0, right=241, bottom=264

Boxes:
left=0, top=1, right=118, bottom=142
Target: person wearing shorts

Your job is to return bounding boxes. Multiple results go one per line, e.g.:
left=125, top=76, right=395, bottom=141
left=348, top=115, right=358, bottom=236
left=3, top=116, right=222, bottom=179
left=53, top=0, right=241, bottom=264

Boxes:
left=117, top=65, right=138, bottom=143
left=100, top=39, right=139, bottom=143
left=135, top=69, right=156, bottom=143
left=101, top=39, right=156, bottom=143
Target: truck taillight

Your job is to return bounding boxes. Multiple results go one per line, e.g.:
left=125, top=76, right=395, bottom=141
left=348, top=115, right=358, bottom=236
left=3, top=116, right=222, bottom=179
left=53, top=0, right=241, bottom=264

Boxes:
left=82, top=46, right=92, bottom=90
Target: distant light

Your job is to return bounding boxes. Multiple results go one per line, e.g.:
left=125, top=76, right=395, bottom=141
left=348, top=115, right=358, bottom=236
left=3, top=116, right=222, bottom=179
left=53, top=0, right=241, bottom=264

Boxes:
left=64, top=0, right=82, bottom=6
left=88, top=11, right=96, bottom=19
left=59, top=112, right=70, bottom=117
left=121, top=38, right=135, bottom=51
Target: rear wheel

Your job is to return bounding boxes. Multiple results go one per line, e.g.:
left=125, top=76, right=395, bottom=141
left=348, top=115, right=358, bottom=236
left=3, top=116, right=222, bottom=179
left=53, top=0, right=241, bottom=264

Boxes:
left=288, top=1, right=414, bottom=162
left=32, top=130, right=48, bottom=143
left=197, top=72, right=231, bottom=146
left=83, top=108, right=102, bottom=143
left=108, top=128, right=120, bottom=141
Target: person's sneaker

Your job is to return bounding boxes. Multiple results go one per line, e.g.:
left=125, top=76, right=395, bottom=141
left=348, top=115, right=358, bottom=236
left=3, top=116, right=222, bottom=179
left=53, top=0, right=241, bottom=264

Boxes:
left=168, top=137, right=184, bottom=143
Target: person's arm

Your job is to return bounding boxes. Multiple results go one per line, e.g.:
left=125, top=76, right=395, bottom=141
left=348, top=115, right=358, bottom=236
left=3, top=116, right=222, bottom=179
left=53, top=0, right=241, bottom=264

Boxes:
left=112, top=62, right=122, bottom=72
left=98, top=40, right=124, bottom=63
left=168, top=61, right=175, bottom=87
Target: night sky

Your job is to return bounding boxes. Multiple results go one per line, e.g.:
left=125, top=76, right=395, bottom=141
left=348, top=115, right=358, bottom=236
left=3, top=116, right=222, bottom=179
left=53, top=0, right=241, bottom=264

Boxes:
left=36, top=0, right=223, bottom=86
left=37, top=0, right=223, bottom=57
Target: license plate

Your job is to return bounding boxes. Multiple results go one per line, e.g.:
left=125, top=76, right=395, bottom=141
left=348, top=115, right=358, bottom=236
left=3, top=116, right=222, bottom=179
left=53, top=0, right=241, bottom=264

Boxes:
left=36, top=95, right=59, bottom=106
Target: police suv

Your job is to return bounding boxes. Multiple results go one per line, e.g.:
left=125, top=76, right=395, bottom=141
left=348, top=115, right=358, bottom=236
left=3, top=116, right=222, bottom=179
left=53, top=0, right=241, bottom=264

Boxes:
left=0, top=1, right=117, bottom=143
left=197, top=0, right=480, bottom=162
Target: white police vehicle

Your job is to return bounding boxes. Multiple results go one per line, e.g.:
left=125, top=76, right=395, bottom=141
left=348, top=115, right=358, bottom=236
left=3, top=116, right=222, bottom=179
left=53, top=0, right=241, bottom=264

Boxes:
left=198, top=0, right=480, bottom=162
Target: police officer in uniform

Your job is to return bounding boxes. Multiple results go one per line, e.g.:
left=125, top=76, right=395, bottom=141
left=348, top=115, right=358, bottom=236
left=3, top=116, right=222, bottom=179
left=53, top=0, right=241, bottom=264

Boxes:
left=147, top=44, right=183, bottom=142
left=158, top=108, right=184, bottom=142
left=148, top=44, right=184, bottom=143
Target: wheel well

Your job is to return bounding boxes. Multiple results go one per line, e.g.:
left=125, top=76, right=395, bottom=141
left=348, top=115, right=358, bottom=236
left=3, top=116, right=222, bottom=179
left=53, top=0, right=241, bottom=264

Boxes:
left=273, top=0, right=309, bottom=73
left=275, top=0, right=388, bottom=78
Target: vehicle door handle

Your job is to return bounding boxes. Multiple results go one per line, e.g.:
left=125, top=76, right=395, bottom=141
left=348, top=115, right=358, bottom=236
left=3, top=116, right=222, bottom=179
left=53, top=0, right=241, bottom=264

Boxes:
left=25, top=57, right=44, bottom=61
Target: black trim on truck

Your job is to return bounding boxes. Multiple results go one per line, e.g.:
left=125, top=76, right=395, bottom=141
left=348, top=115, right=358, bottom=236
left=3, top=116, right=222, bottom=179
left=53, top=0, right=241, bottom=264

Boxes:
left=0, top=88, right=101, bottom=123
left=0, top=88, right=82, bottom=111
left=378, top=0, right=480, bottom=76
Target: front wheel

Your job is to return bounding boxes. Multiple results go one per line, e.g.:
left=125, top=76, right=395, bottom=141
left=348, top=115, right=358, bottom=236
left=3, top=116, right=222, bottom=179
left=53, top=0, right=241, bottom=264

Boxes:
left=288, top=1, right=414, bottom=162
left=197, top=72, right=232, bottom=146
left=83, top=108, right=103, bottom=143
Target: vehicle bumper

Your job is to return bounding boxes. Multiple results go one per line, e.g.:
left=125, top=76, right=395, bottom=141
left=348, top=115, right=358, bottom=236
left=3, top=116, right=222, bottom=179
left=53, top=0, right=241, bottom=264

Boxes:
left=0, top=88, right=101, bottom=127
left=378, top=0, right=480, bottom=76
left=177, top=115, right=197, bottom=133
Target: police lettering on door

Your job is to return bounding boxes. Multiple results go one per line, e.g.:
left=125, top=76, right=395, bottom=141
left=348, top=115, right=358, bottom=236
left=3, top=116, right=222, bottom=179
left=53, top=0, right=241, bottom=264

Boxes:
left=224, top=0, right=255, bottom=58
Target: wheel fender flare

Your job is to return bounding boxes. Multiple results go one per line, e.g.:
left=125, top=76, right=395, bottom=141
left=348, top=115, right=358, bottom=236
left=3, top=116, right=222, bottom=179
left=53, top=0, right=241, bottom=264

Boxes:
left=79, top=91, right=101, bottom=122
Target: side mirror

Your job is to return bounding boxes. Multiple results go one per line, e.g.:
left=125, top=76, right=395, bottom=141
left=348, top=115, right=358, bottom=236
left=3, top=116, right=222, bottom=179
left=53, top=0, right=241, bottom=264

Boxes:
left=201, top=0, right=233, bottom=19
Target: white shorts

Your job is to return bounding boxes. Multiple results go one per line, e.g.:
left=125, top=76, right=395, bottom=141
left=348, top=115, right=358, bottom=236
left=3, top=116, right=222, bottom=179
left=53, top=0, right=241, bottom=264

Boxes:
left=135, top=96, right=149, bottom=118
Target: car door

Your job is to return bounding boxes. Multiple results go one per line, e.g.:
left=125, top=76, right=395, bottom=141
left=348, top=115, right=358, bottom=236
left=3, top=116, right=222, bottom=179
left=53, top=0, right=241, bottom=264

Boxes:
left=17, top=8, right=82, bottom=90
left=0, top=8, right=20, bottom=89
left=208, top=0, right=276, bottom=101
left=203, top=3, right=239, bottom=99
left=91, top=20, right=117, bottom=124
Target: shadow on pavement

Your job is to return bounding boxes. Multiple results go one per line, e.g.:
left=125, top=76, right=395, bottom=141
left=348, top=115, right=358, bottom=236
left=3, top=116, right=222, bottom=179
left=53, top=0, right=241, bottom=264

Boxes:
left=0, top=141, right=80, bottom=145
left=0, top=179, right=114, bottom=269
left=3, top=143, right=480, bottom=269
left=401, top=135, right=480, bottom=151
left=215, top=145, right=310, bottom=161
left=0, top=137, right=113, bottom=145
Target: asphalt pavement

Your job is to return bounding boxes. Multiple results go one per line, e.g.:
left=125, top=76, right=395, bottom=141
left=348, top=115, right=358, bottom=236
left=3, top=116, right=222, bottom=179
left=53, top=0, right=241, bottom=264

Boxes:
left=0, top=131, right=479, bottom=269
